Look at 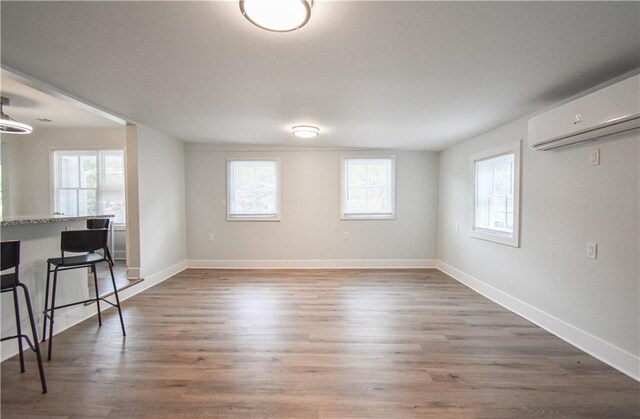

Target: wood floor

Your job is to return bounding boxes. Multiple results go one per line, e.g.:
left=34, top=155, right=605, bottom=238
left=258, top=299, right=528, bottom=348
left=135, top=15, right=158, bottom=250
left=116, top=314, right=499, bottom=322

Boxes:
left=87, top=261, right=142, bottom=300
left=2, top=269, right=638, bottom=418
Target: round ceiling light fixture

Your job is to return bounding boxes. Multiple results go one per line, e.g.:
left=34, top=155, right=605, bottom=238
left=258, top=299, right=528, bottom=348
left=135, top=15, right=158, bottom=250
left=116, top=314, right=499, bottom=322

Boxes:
left=240, top=0, right=313, bottom=33
left=291, top=125, right=319, bottom=138
left=0, top=97, right=33, bottom=135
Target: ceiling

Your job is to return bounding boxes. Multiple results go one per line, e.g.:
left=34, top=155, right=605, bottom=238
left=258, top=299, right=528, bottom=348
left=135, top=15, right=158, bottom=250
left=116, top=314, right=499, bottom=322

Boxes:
left=1, top=1, right=638, bottom=150
left=0, top=75, right=123, bottom=130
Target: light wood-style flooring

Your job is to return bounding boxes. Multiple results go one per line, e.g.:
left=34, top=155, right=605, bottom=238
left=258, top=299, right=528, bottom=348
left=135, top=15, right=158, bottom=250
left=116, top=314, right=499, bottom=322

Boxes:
left=2, top=269, right=638, bottom=418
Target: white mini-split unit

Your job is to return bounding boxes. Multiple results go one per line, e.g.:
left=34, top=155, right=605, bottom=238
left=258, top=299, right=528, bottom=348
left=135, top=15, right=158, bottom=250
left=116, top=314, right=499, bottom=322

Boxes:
left=528, top=73, right=640, bottom=150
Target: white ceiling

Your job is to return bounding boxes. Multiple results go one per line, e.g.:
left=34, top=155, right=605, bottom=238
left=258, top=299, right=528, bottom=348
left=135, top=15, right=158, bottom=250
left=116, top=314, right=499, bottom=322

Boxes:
left=0, top=75, right=123, bottom=130
left=1, top=1, right=638, bottom=150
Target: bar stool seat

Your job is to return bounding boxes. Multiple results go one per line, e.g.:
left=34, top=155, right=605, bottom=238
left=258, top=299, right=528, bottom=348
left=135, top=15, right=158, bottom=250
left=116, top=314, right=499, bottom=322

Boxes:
left=1, top=240, right=47, bottom=394
left=42, top=229, right=126, bottom=361
left=47, top=253, right=104, bottom=267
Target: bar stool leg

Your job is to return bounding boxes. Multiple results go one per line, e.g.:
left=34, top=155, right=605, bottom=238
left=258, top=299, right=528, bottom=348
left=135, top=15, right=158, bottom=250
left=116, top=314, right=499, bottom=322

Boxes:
left=47, top=269, right=59, bottom=361
left=19, top=284, right=47, bottom=394
left=92, top=264, right=102, bottom=326
left=42, top=263, right=52, bottom=342
left=12, top=288, right=25, bottom=373
left=107, top=262, right=126, bottom=336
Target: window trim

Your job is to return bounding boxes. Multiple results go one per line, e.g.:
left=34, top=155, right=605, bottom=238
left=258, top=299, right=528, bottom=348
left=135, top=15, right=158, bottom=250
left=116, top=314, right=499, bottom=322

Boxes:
left=470, top=141, right=521, bottom=247
left=226, top=157, right=281, bottom=222
left=340, top=155, right=396, bottom=220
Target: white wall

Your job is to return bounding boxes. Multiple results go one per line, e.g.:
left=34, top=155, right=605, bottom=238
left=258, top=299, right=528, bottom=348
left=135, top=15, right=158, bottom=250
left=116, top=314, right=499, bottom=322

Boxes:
left=136, top=125, right=187, bottom=279
left=1, top=127, right=125, bottom=216
left=438, top=119, right=639, bottom=378
left=185, top=145, right=439, bottom=267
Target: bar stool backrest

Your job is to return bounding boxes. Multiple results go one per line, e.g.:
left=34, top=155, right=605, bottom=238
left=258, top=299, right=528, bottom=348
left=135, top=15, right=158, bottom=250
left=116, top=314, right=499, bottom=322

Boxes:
left=87, top=218, right=110, bottom=230
left=61, top=230, right=108, bottom=260
left=1, top=240, right=20, bottom=272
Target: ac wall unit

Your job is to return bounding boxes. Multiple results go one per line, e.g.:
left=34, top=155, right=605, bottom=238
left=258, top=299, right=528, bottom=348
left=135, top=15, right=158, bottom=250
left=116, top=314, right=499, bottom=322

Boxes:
left=528, top=74, right=640, bottom=150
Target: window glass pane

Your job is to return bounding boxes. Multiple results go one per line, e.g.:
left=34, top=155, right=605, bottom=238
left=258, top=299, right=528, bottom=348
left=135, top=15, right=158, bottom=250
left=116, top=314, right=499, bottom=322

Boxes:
left=99, top=191, right=126, bottom=224
left=102, top=151, right=125, bottom=188
left=78, top=189, right=97, bottom=216
left=60, top=155, right=79, bottom=188
left=80, top=155, right=97, bottom=188
left=58, top=189, right=77, bottom=216
left=343, top=157, right=394, bottom=217
left=229, top=160, right=278, bottom=217
left=366, top=187, right=386, bottom=212
left=474, top=153, right=515, bottom=234
left=98, top=150, right=126, bottom=223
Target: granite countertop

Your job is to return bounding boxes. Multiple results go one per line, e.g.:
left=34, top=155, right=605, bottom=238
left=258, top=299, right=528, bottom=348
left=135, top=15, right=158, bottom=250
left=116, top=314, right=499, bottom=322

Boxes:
left=1, top=214, right=115, bottom=227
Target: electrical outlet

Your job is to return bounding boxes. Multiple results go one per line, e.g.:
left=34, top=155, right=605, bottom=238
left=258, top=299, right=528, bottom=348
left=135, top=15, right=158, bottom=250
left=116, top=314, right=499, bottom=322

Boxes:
left=208, top=233, right=215, bottom=242
left=586, top=242, right=597, bottom=259
left=343, top=231, right=350, bottom=240
left=589, top=148, right=600, bottom=166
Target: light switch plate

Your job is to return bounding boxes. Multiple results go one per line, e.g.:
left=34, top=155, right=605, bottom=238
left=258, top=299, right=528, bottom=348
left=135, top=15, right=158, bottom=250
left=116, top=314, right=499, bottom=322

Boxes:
left=586, top=242, right=597, bottom=259
left=589, top=148, right=600, bottom=166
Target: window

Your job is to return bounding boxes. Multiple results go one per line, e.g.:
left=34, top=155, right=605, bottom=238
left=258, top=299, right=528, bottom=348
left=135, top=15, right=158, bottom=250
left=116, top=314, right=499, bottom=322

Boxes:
left=227, top=159, right=280, bottom=221
left=341, top=156, right=396, bottom=219
left=52, top=150, right=126, bottom=224
left=471, top=141, right=521, bottom=247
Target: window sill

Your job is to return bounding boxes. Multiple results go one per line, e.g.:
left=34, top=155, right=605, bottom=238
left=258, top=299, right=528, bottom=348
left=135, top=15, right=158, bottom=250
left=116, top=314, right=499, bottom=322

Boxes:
left=227, top=215, right=281, bottom=222
left=341, top=215, right=396, bottom=221
left=470, top=228, right=519, bottom=247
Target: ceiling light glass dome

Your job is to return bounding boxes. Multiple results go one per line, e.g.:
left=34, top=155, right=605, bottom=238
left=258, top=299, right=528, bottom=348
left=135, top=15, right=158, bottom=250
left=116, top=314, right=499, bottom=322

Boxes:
left=240, top=0, right=313, bottom=32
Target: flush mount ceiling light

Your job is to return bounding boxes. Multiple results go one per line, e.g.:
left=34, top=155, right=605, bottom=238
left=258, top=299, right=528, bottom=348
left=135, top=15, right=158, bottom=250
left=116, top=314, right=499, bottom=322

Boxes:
left=0, top=96, right=33, bottom=135
left=240, top=0, right=313, bottom=32
left=292, top=125, right=319, bottom=138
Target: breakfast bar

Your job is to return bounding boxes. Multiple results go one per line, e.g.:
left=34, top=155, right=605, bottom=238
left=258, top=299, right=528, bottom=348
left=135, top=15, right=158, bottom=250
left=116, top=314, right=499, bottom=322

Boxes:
left=0, top=214, right=114, bottom=360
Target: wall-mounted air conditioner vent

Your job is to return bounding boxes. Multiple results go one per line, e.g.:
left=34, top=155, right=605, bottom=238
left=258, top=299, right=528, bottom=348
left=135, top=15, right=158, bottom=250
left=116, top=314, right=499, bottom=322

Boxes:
left=528, top=74, right=639, bottom=150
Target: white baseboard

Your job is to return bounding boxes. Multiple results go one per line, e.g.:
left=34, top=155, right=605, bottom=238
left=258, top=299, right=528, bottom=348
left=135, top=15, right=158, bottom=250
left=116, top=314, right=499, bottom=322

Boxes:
left=437, top=261, right=640, bottom=382
left=0, top=261, right=186, bottom=362
left=134, top=261, right=187, bottom=295
left=187, top=259, right=438, bottom=269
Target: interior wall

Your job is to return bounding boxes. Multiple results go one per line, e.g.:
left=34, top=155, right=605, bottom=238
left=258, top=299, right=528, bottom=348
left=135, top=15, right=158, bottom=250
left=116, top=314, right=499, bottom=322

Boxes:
left=185, top=145, right=439, bottom=266
left=136, top=124, right=187, bottom=279
left=438, top=118, right=639, bottom=375
left=1, top=127, right=126, bottom=216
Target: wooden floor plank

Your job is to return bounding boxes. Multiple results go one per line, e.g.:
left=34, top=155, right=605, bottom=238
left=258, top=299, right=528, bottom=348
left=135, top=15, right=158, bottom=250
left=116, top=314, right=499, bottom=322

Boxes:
left=2, top=268, right=638, bottom=418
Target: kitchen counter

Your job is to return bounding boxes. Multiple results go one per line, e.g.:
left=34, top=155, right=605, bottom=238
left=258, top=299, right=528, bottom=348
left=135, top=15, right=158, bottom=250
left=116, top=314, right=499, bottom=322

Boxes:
left=1, top=214, right=114, bottom=227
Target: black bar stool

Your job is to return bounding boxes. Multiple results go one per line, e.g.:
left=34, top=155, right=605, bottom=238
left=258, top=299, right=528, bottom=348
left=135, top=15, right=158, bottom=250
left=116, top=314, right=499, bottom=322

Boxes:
left=42, top=229, right=126, bottom=361
left=86, top=218, right=114, bottom=266
left=1, top=240, right=47, bottom=394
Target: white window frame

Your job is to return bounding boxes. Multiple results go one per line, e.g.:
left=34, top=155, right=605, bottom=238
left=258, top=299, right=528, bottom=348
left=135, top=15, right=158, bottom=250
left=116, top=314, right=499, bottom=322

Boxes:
left=340, top=155, right=396, bottom=220
left=51, top=148, right=127, bottom=225
left=227, top=158, right=281, bottom=222
left=470, top=141, right=521, bottom=247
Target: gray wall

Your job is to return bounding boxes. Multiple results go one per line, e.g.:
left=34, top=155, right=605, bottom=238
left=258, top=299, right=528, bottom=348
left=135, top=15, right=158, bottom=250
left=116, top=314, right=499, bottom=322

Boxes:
left=1, top=127, right=125, bottom=217
left=137, top=125, right=187, bottom=278
left=438, top=119, right=639, bottom=363
left=185, top=145, right=439, bottom=265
